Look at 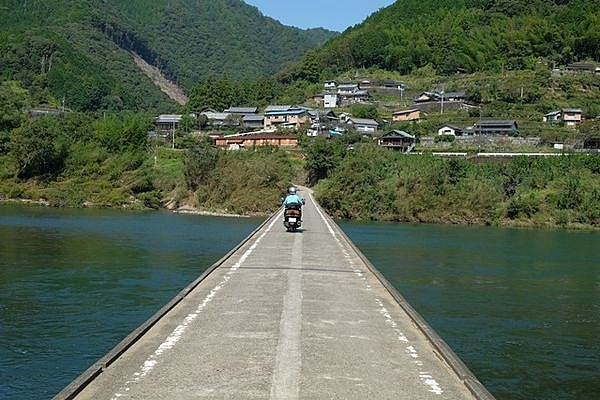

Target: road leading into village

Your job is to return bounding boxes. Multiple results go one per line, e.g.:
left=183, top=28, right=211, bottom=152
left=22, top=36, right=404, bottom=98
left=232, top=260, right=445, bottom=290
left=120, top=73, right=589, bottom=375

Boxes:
left=55, top=187, right=494, bottom=400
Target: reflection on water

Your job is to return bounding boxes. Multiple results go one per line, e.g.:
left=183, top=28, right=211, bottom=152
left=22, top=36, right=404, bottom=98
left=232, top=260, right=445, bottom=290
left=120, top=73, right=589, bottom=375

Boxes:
left=339, top=221, right=600, bottom=400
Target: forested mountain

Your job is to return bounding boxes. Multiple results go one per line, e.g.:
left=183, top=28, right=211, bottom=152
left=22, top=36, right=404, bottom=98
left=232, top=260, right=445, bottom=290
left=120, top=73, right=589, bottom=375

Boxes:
left=0, top=0, right=336, bottom=112
left=285, top=0, right=600, bottom=80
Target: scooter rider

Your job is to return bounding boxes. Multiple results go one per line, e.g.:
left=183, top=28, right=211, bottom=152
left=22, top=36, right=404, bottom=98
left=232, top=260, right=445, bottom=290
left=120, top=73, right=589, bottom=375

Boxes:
left=282, top=187, right=304, bottom=229
left=282, top=186, right=303, bottom=207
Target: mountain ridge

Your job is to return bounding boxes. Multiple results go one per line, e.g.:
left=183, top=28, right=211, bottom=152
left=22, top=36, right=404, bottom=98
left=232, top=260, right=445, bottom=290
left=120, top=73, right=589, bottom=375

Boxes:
left=0, top=0, right=337, bottom=112
left=287, top=0, right=600, bottom=80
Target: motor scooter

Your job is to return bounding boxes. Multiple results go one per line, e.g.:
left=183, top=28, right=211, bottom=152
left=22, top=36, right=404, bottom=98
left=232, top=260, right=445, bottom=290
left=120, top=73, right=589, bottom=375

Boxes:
left=283, top=202, right=302, bottom=232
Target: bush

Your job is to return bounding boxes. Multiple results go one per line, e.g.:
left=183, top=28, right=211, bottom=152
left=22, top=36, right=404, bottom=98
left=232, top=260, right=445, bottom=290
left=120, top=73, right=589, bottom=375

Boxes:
left=9, top=118, right=68, bottom=179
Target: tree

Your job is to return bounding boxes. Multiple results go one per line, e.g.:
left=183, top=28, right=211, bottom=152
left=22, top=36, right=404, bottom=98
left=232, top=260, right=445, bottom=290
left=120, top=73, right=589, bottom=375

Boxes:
left=299, top=50, right=321, bottom=83
left=349, top=104, right=379, bottom=120
left=9, top=118, right=68, bottom=179
left=302, top=135, right=345, bottom=185
left=187, top=76, right=238, bottom=111
left=93, top=113, right=151, bottom=153
left=0, top=81, right=30, bottom=132
left=184, top=137, right=218, bottom=189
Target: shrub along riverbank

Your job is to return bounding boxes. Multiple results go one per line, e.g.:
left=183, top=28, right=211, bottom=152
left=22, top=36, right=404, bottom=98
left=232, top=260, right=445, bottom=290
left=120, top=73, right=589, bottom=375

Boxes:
left=311, top=143, right=600, bottom=230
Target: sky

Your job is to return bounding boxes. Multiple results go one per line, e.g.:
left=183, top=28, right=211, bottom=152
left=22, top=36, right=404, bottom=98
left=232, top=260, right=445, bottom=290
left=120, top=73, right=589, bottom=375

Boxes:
left=243, top=0, right=396, bottom=32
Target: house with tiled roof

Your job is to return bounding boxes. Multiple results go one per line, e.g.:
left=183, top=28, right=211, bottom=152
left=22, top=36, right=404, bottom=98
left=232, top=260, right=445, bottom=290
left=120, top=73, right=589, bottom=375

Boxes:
left=437, top=124, right=463, bottom=136
left=263, top=105, right=309, bottom=130
left=242, top=114, right=264, bottom=129
left=200, top=110, right=231, bottom=126
left=336, top=83, right=370, bottom=106
left=224, top=106, right=259, bottom=115
left=471, top=120, right=519, bottom=135
left=378, top=130, right=416, bottom=152
left=307, top=109, right=337, bottom=123
left=215, top=133, right=298, bottom=150
left=392, top=108, right=422, bottom=122
left=543, top=108, right=583, bottom=126
left=345, top=117, right=379, bottom=135
left=155, top=114, right=182, bottom=131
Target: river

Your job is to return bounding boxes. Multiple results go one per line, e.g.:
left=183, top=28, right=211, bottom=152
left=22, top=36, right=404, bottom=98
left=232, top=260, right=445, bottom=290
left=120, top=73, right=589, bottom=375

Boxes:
left=0, top=205, right=598, bottom=399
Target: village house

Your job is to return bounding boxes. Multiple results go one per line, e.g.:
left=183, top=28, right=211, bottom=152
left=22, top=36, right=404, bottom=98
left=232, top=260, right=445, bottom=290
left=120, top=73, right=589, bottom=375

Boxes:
left=307, top=109, right=338, bottom=124
left=339, top=89, right=370, bottom=106
left=199, top=110, right=231, bottom=126
left=378, top=130, right=416, bottom=152
left=336, top=83, right=360, bottom=94
left=383, top=80, right=405, bottom=89
left=414, top=91, right=440, bottom=102
left=222, top=106, right=263, bottom=129
left=414, top=91, right=466, bottom=103
left=566, top=63, right=598, bottom=73
left=345, top=117, right=379, bottom=135
left=242, top=114, right=265, bottom=129
left=470, top=120, right=519, bottom=135
left=324, top=80, right=337, bottom=89
left=561, top=108, right=583, bottom=126
left=543, top=108, right=583, bottom=126
left=338, top=112, right=352, bottom=123
left=443, top=92, right=467, bottom=102
left=392, top=108, right=422, bottom=122
left=155, top=114, right=182, bottom=132
left=305, top=109, right=338, bottom=137
left=323, top=93, right=339, bottom=108
left=224, top=106, right=259, bottom=115
left=437, top=124, right=463, bottom=136
left=215, top=133, right=298, bottom=150
left=263, top=105, right=309, bottom=131
left=336, top=83, right=369, bottom=106
left=543, top=110, right=562, bottom=123
left=29, top=107, right=62, bottom=118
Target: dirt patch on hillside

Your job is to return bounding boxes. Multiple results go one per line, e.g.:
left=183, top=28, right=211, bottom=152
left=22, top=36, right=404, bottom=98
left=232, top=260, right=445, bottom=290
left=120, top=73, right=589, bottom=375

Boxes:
left=132, top=53, right=188, bottom=104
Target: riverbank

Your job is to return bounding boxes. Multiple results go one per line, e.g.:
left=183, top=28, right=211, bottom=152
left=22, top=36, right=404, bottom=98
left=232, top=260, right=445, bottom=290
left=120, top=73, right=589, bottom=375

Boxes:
left=3, top=145, right=600, bottom=231
left=3, top=191, right=599, bottom=232
left=312, top=145, right=600, bottom=231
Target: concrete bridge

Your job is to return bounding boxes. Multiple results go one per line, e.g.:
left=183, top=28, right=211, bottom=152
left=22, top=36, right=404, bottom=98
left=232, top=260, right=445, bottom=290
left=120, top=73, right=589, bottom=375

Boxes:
left=55, top=189, right=495, bottom=400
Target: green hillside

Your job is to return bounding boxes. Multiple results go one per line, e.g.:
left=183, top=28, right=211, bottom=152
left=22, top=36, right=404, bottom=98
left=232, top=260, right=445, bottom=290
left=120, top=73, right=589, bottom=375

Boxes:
left=0, top=0, right=336, bottom=112
left=288, top=0, right=600, bottom=79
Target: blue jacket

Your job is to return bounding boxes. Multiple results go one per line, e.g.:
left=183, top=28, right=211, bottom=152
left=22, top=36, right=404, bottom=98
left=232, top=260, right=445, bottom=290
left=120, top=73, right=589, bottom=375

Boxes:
left=283, top=194, right=303, bottom=207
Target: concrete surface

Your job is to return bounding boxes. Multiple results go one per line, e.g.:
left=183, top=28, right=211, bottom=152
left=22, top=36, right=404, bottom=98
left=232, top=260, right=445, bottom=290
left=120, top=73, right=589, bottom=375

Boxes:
left=56, top=188, right=494, bottom=400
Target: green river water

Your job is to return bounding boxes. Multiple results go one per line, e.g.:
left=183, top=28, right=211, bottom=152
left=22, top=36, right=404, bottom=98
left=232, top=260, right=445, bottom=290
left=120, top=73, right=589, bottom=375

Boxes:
left=0, top=205, right=598, bottom=399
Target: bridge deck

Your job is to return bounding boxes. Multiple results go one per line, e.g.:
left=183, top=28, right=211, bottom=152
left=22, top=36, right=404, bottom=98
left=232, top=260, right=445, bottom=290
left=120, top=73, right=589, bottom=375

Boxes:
left=57, top=189, right=493, bottom=400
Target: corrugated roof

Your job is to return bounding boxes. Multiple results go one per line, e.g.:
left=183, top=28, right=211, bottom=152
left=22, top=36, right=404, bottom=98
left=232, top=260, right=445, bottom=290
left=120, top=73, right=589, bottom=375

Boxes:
left=225, top=107, right=258, bottom=114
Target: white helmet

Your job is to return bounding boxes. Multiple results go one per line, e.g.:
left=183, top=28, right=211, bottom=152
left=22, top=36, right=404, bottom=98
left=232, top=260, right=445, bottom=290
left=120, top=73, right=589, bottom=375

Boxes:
left=288, top=187, right=297, bottom=195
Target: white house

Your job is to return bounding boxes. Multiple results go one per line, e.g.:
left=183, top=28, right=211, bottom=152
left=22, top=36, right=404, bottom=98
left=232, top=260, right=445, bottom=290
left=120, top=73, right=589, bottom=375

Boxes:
left=323, top=93, right=338, bottom=108
left=543, top=108, right=583, bottom=126
left=345, top=117, right=379, bottom=135
left=437, top=124, right=463, bottom=136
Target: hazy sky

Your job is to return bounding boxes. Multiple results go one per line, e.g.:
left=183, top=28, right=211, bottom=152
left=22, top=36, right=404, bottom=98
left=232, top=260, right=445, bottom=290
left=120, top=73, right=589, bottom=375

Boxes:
left=243, top=0, right=395, bottom=32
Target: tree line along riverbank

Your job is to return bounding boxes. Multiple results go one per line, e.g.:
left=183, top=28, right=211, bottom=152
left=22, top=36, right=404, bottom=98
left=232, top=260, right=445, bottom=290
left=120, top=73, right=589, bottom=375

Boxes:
left=312, top=143, right=600, bottom=230
left=2, top=116, right=600, bottom=231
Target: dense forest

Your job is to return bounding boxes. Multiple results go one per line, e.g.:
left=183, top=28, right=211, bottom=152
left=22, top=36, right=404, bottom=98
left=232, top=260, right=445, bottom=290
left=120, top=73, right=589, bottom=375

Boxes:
left=0, top=0, right=335, bottom=112
left=282, top=0, right=600, bottom=80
